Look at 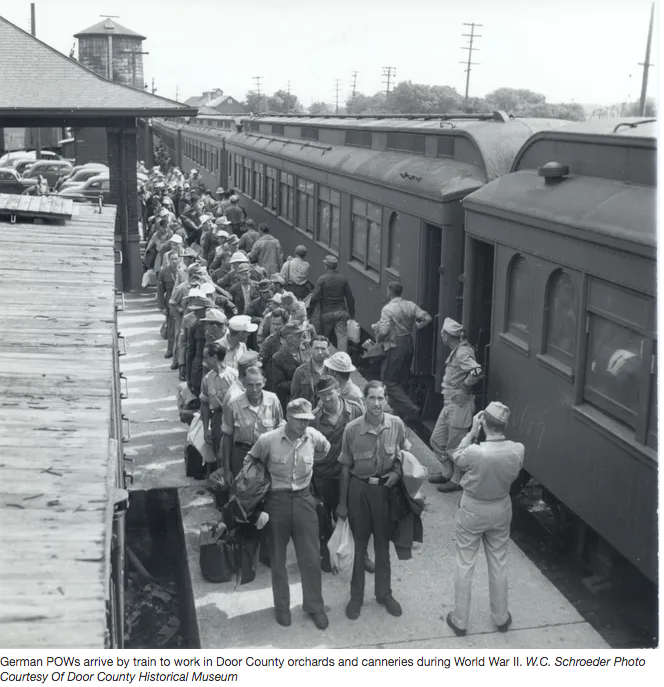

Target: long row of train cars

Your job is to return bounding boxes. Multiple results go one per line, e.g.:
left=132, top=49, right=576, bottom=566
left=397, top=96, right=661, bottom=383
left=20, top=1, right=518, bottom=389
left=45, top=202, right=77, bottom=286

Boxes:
left=151, top=112, right=657, bottom=585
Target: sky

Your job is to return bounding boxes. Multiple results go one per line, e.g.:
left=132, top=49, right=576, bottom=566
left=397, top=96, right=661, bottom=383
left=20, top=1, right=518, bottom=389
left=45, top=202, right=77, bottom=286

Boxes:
left=1, top=0, right=659, bottom=108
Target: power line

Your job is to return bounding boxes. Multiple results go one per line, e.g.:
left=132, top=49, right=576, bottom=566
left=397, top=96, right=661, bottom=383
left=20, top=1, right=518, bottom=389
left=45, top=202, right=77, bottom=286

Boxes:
left=638, top=2, right=655, bottom=116
left=460, top=22, right=482, bottom=111
left=252, top=76, right=264, bottom=112
left=382, top=66, right=395, bottom=102
left=334, top=79, right=341, bottom=114
left=351, top=71, right=358, bottom=100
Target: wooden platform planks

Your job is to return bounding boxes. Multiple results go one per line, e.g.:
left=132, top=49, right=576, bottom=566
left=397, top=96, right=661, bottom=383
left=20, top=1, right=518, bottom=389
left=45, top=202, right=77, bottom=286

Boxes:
left=0, top=205, right=120, bottom=649
left=0, top=193, right=74, bottom=220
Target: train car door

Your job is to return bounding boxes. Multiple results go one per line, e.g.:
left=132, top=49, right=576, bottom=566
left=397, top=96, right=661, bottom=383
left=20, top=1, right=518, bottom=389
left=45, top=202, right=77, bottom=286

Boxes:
left=462, top=235, right=494, bottom=410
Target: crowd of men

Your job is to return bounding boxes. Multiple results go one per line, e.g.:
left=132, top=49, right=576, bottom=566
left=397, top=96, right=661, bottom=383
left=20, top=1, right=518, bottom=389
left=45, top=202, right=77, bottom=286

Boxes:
left=139, top=161, right=525, bottom=637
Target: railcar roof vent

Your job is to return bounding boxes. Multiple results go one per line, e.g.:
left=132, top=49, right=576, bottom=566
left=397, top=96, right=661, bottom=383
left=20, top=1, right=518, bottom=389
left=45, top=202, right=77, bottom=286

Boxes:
left=538, top=161, right=569, bottom=185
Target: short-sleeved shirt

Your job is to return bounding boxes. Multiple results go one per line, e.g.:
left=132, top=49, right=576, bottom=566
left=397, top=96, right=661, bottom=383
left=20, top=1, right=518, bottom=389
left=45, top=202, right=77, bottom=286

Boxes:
left=313, top=399, right=364, bottom=478
left=200, top=366, right=239, bottom=410
left=442, top=340, right=482, bottom=398
left=221, top=390, right=283, bottom=444
left=338, top=413, right=410, bottom=479
left=219, top=333, right=248, bottom=371
left=374, top=297, right=429, bottom=350
left=453, top=438, right=524, bottom=501
left=223, top=379, right=245, bottom=405
left=246, top=425, right=331, bottom=491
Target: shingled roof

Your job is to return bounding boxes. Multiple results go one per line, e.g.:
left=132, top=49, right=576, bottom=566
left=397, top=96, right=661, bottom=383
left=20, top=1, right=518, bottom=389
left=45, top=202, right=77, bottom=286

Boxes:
left=0, top=15, right=196, bottom=118
left=74, top=18, right=146, bottom=40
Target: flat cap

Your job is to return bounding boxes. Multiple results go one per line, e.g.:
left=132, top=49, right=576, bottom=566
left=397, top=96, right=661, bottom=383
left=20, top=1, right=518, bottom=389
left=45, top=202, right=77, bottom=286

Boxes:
left=295, top=245, right=307, bottom=256
left=323, top=255, right=338, bottom=268
left=238, top=350, right=261, bottom=368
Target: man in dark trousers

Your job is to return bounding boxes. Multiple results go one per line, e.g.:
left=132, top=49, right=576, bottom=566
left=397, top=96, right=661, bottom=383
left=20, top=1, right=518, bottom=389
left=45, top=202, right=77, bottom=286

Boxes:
left=308, top=255, right=355, bottom=353
left=337, top=380, right=410, bottom=620
left=372, top=281, right=432, bottom=423
left=224, top=195, right=244, bottom=237
left=311, top=377, right=364, bottom=572
left=245, top=398, right=331, bottom=630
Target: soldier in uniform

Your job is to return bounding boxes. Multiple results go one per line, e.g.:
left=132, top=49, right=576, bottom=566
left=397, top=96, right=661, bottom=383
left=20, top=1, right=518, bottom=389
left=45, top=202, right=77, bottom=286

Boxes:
left=221, top=366, right=283, bottom=481
left=445, top=403, right=524, bottom=637
left=429, top=318, right=483, bottom=494
left=337, top=381, right=410, bottom=620
left=245, top=398, right=331, bottom=630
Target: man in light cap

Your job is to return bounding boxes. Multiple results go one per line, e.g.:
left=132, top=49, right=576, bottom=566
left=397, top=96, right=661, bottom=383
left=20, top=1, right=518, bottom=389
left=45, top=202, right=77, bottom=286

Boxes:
left=249, top=223, right=284, bottom=277
left=220, top=315, right=258, bottom=371
left=446, top=402, right=524, bottom=637
left=216, top=250, right=250, bottom=291
left=429, top=317, right=483, bottom=494
left=224, top=194, right=244, bottom=237
left=281, top=245, right=310, bottom=300
left=200, top=281, right=237, bottom=320
left=244, top=398, right=331, bottom=630
left=308, top=254, right=355, bottom=353
left=323, top=352, right=365, bottom=409
left=372, top=281, right=432, bottom=423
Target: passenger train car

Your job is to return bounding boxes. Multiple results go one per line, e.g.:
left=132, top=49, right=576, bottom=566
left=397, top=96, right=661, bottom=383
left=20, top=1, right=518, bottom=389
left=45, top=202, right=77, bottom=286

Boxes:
left=462, top=119, right=657, bottom=583
left=153, top=112, right=567, bottom=408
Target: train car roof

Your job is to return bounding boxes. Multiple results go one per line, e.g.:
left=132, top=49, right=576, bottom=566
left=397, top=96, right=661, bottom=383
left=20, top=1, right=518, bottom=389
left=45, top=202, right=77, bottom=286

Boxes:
left=534, top=117, right=657, bottom=139
left=463, top=169, right=656, bottom=255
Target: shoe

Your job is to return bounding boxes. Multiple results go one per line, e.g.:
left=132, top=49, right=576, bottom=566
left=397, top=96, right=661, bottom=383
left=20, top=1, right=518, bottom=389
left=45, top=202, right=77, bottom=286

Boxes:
left=364, top=556, right=375, bottom=574
left=275, top=609, right=291, bottom=627
left=345, top=599, right=362, bottom=620
left=178, top=368, right=186, bottom=382
left=497, top=613, right=512, bottom=633
left=428, top=474, right=450, bottom=485
left=377, top=595, right=402, bottom=617
left=170, top=360, right=179, bottom=370
left=164, top=351, right=173, bottom=359
left=310, top=611, right=329, bottom=630
left=437, top=482, right=462, bottom=493
left=446, top=612, right=466, bottom=637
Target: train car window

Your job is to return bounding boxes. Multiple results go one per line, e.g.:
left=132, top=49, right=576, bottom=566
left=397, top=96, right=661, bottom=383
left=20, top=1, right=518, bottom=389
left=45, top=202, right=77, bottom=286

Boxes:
left=351, top=198, right=382, bottom=272
left=234, top=156, right=243, bottom=192
left=279, top=172, right=294, bottom=223
left=345, top=130, right=373, bottom=148
left=253, top=163, right=264, bottom=203
left=301, top=127, right=319, bottom=141
left=272, top=124, right=285, bottom=136
left=386, top=133, right=425, bottom=155
left=228, top=153, right=233, bottom=180
left=544, top=270, right=576, bottom=365
left=318, top=186, right=340, bottom=252
left=296, top=179, right=315, bottom=235
left=506, top=255, right=531, bottom=345
left=387, top=212, right=401, bottom=274
left=583, top=316, right=644, bottom=430
left=243, top=159, right=252, bottom=197
left=265, top=167, right=278, bottom=213
left=437, top=137, right=455, bottom=158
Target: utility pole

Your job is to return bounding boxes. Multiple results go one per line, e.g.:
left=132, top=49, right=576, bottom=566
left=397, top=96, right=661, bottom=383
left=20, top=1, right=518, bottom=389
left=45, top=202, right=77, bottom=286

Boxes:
left=351, top=71, right=358, bottom=100
left=253, top=75, right=263, bottom=112
left=334, top=79, right=341, bottom=114
left=175, top=85, right=179, bottom=101
left=638, top=2, right=655, bottom=116
left=382, top=66, right=395, bottom=103
left=30, top=3, right=41, bottom=159
left=151, top=77, right=156, bottom=94
left=460, top=22, right=482, bottom=111
left=286, top=80, right=291, bottom=113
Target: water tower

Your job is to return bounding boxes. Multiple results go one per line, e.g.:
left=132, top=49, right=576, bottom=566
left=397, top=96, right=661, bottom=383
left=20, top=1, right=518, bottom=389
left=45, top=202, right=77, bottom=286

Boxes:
left=74, top=18, right=146, bottom=89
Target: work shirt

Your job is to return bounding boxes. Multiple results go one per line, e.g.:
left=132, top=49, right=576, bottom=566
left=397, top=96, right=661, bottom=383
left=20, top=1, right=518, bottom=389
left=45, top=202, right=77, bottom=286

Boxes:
left=339, top=379, right=365, bottom=409
left=282, top=256, right=310, bottom=286
left=309, top=271, right=355, bottom=317
left=313, top=399, right=364, bottom=478
left=238, top=228, right=260, bottom=253
left=222, top=390, right=284, bottom=444
left=223, top=379, right=245, bottom=405
left=290, top=359, right=326, bottom=404
left=224, top=204, right=244, bottom=226
left=374, top=297, right=429, bottom=350
left=338, top=413, right=410, bottom=479
left=200, top=366, right=239, bottom=410
left=169, top=280, right=191, bottom=312
left=452, top=436, right=524, bottom=501
left=442, top=340, right=482, bottom=398
left=249, top=234, right=285, bottom=277
left=219, top=333, right=248, bottom=371
left=246, top=425, right=331, bottom=492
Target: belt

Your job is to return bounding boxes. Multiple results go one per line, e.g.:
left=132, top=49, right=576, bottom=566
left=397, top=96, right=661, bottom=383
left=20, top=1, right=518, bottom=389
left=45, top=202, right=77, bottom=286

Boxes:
left=352, top=474, right=387, bottom=486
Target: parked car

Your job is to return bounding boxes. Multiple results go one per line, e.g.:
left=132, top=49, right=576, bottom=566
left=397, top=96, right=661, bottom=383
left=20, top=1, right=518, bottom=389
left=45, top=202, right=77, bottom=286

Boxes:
left=0, top=149, right=61, bottom=168
left=58, top=174, right=111, bottom=203
left=58, top=165, right=109, bottom=191
left=13, top=159, right=36, bottom=176
left=23, top=160, right=73, bottom=188
left=0, top=168, right=39, bottom=194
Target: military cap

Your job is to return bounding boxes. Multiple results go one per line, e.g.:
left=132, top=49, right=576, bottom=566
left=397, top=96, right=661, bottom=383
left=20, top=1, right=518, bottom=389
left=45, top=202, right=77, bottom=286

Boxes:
left=484, top=402, right=510, bottom=426
left=442, top=317, right=464, bottom=337
left=315, top=376, right=339, bottom=395
left=287, top=398, right=315, bottom=420
left=295, top=245, right=307, bottom=256
left=323, top=255, right=338, bottom=268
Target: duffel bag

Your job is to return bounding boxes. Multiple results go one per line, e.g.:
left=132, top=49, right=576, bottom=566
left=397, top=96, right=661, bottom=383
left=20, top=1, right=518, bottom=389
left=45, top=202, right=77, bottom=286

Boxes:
left=184, top=444, right=206, bottom=480
left=199, top=522, right=235, bottom=583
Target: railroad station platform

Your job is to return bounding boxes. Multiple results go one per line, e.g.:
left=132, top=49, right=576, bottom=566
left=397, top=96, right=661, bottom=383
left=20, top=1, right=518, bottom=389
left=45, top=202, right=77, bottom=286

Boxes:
left=119, top=291, right=609, bottom=650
